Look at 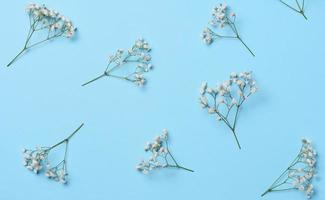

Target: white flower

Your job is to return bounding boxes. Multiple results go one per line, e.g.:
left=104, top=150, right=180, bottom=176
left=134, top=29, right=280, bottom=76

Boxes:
left=199, top=96, right=208, bottom=108
left=161, top=129, right=168, bottom=139
left=45, top=169, right=57, bottom=179
left=7, top=3, right=78, bottom=67
left=58, top=169, right=67, bottom=184
left=198, top=71, right=257, bottom=149
left=208, top=107, right=216, bottom=114
left=231, top=98, right=237, bottom=105
left=21, top=123, right=83, bottom=184
left=263, top=138, right=317, bottom=199
left=26, top=3, right=76, bottom=38
left=134, top=73, right=146, bottom=86
left=202, top=27, right=214, bottom=45
left=250, top=86, right=257, bottom=93
left=202, top=3, right=255, bottom=56
left=230, top=72, right=237, bottom=78
left=200, top=82, right=208, bottom=95
left=137, top=129, right=193, bottom=174
left=83, top=38, right=153, bottom=87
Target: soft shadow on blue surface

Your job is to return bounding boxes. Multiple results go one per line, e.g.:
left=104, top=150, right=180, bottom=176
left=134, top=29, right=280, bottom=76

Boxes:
left=0, top=0, right=324, bottom=199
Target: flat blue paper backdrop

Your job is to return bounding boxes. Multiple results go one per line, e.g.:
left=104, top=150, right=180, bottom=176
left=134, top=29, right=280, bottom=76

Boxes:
left=0, top=0, right=324, bottom=199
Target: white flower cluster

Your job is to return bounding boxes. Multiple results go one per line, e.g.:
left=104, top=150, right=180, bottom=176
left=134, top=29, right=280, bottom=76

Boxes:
left=199, top=71, right=257, bottom=149
left=210, top=3, right=234, bottom=28
left=136, top=129, right=169, bottom=174
left=289, top=139, right=317, bottom=199
left=108, top=38, right=153, bottom=86
left=202, top=3, right=235, bottom=45
left=22, top=147, right=48, bottom=173
left=83, top=38, right=153, bottom=87
left=7, top=3, right=77, bottom=67
left=201, top=3, right=254, bottom=56
left=136, top=129, right=193, bottom=174
left=199, top=71, right=257, bottom=117
left=202, top=27, right=214, bottom=45
left=26, top=3, right=76, bottom=38
left=22, top=147, right=68, bottom=184
left=262, top=139, right=317, bottom=199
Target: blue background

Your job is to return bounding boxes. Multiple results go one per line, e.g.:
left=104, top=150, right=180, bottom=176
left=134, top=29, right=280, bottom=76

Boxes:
left=0, top=0, right=324, bottom=199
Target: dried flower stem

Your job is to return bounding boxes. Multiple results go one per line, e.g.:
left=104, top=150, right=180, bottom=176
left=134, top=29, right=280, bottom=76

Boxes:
left=137, top=129, right=193, bottom=174
left=261, top=139, right=317, bottom=199
left=82, top=57, right=137, bottom=86
left=261, top=154, right=301, bottom=197
left=46, top=123, right=84, bottom=171
left=7, top=3, right=76, bottom=67
left=49, top=123, right=84, bottom=150
left=202, top=4, right=255, bottom=57
left=208, top=92, right=248, bottom=149
left=82, top=38, right=153, bottom=87
left=7, top=16, right=62, bottom=67
left=164, top=140, right=194, bottom=172
left=22, top=123, right=84, bottom=184
left=224, top=16, right=254, bottom=57
left=279, top=0, right=307, bottom=20
left=199, top=72, right=257, bottom=149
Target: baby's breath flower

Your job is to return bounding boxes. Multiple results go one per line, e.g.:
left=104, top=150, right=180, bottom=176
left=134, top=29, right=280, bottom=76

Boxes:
left=136, top=129, right=194, bottom=174
left=279, top=0, right=308, bottom=20
left=201, top=3, right=255, bottom=57
left=262, top=138, right=317, bottom=199
left=7, top=3, right=76, bottom=67
left=82, top=38, right=153, bottom=87
left=198, top=71, right=257, bottom=149
left=22, top=123, right=84, bottom=184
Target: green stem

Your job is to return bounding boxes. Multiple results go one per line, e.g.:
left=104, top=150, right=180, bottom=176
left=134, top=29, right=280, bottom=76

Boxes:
left=168, top=165, right=194, bottom=172
left=66, top=123, right=84, bottom=140
left=279, top=0, right=301, bottom=13
left=165, top=140, right=179, bottom=166
left=7, top=48, right=27, bottom=67
left=231, top=129, right=241, bottom=150
left=262, top=188, right=296, bottom=197
left=7, top=29, right=62, bottom=67
left=261, top=152, right=301, bottom=197
left=165, top=141, right=193, bottom=172
left=279, top=0, right=307, bottom=20
left=7, top=25, right=36, bottom=67
left=261, top=189, right=272, bottom=197
left=295, top=0, right=302, bottom=11
left=237, top=36, right=255, bottom=57
left=300, top=11, right=308, bottom=20
left=82, top=74, right=106, bottom=86
left=50, top=123, right=84, bottom=150
left=63, top=141, right=69, bottom=171
left=232, top=105, right=240, bottom=130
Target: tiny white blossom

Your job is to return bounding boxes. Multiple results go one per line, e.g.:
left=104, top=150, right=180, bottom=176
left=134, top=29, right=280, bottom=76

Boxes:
left=136, top=129, right=193, bottom=174
left=7, top=3, right=76, bottom=67
left=198, top=71, right=257, bottom=149
left=22, top=123, right=84, bottom=184
left=202, top=3, right=255, bottom=56
left=262, top=138, right=317, bottom=199
left=83, top=38, right=154, bottom=87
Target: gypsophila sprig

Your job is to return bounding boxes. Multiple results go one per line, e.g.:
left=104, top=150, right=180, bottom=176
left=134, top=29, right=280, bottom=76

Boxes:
left=202, top=3, right=255, bottom=57
left=136, top=129, right=194, bottom=174
left=199, top=71, right=257, bottom=149
left=82, top=38, right=153, bottom=87
left=22, top=123, right=84, bottom=184
left=262, top=139, right=317, bottom=199
left=6, top=3, right=76, bottom=67
left=279, top=0, right=308, bottom=20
